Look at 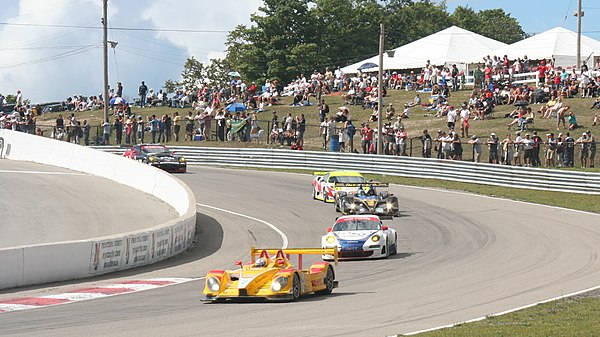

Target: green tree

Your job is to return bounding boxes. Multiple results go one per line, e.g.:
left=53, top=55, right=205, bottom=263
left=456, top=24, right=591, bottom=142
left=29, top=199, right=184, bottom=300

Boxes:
left=311, top=0, right=383, bottom=68
left=475, top=9, right=525, bottom=44
left=449, top=6, right=481, bottom=33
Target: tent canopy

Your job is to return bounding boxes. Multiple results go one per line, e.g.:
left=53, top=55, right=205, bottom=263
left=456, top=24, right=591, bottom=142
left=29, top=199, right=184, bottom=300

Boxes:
left=341, top=26, right=506, bottom=74
left=467, top=27, right=600, bottom=68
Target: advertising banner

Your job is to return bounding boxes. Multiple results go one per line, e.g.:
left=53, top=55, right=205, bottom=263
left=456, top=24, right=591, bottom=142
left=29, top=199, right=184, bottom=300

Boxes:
left=90, top=238, right=125, bottom=273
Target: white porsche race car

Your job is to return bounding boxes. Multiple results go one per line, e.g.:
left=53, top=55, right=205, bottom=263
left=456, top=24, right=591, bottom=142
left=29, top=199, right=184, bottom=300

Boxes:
left=322, top=215, right=397, bottom=259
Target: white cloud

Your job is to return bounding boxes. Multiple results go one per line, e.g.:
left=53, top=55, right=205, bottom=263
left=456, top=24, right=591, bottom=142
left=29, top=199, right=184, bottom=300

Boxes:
left=0, top=0, right=261, bottom=103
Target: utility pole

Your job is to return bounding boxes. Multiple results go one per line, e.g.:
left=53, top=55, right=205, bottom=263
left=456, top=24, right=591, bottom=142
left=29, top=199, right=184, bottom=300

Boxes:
left=102, top=0, right=109, bottom=123
left=377, top=23, right=384, bottom=155
left=576, top=0, right=583, bottom=69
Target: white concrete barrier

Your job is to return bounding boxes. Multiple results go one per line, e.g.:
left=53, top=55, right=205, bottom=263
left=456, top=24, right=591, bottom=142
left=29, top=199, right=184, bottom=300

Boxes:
left=0, top=130, right=196, bottom=289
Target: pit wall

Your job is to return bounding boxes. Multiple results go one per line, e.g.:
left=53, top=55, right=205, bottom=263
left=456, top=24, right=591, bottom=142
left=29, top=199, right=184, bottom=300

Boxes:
left=0, top=130, right=196, bottom=289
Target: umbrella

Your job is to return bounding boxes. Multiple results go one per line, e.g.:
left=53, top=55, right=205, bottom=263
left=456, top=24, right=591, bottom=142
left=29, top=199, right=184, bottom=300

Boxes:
left=109, top=97, right=127, bottom=105
left=226, top=102, right=247, bottom=112
left=228, top=71, right=241, bottom=77
left=513, top=100, right=529, bottom=107
left=357, top=62, right=378, bottom=71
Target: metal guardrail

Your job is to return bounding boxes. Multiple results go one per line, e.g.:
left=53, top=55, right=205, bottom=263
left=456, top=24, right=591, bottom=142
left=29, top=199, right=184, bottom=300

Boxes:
left=95, top=146, right=600, bottom=195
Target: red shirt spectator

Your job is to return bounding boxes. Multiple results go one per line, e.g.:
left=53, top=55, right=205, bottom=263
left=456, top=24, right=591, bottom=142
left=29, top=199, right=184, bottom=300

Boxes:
left=362, top=126, right=374, bottom=141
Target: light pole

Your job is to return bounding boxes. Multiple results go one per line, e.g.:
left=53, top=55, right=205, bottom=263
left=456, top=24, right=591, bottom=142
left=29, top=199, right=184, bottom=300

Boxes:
left=376, top=23, right=384, bottom=155
left=576, top=0, right=583, bottom=69
left=102, top=0, right=109, bottom=124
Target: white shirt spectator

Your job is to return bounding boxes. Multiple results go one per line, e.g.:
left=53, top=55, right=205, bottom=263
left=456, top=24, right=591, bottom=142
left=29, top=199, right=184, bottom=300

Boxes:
left=447, top=108, right=457, bottom=124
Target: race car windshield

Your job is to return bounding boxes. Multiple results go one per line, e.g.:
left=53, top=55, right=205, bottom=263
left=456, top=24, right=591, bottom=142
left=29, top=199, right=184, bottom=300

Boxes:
left=333, top=219, right=380, bottom=231
left=331, top=176, right=367, bottom=183
left=142, top=146, right=170, bottom=154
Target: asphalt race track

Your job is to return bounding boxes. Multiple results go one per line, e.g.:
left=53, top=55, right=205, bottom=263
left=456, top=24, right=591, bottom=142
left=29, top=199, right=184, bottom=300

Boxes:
left=0, top=160, right=177, bottom=247
left=1, top=166, right=600, bottom=337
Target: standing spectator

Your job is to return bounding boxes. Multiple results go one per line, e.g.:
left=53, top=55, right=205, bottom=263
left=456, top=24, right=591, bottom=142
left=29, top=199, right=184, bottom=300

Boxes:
left=345, top=120, right=356, bottom=153
left=487, top=133, right=499, bottom=164
left=319, top=99, right=329, bottom=123
left=116, top=82, right=123, bottom=97
left=575, top=132, right=589, bottom=168
left=421, top=129, right=432, bottom=158
left=297, top=114, right=306, bottom=147
left=531, top=131, right=542, bottom=167
left=501, top=133, right=514, bottom=165
left=271, top=111, right=279, bottom=128
left=124, top=117, right=133, bottom=145
left=435, top=130, right=444, bottom=159
left=396, top=126, right=408, bottom=156
left=165, top=114, right=172, bottom=142
left=451, top=64, right=459, bottom=92
left=202, top=111, right=213, bottom=141
left=360, top=123, right=373, bottom=154
left=82, top=119, right=91, bottom=146
left=563, top=132, right=575, bottom=167
left=158, top=115, right=166, bottom=143
left=459, top=104, right=470, bottom=138
left=67, top=113, right=77, bottom=143
left=446, top=106, right=457, bottom=130
left=545, top=133, right=557, bottom=167
left=102, top=121, right=111, bottom=145
left=15, top=90, right=23, bottom=108
left=114, top=115, right=123, bottom=145
left=149, top=115, right=159, bottom=143
left=468, top=135, right=483, bottom=163
left=75, top=121, right=83, bottom=144
left=521, top=133, right=534, bottom=167
left=514, top=132, right=523, bottom=166
left=537, top=60, right=548, bottom=87
left=338, top=128, right=345, bottom=152
left=137, top=116, right=145, bottom=143
left=451, top=133, right=463, bottom=160
left=172, top=112, right=181, bottom=142
left=441, top=131, right=453, bottom=159
left=215, top=110, right=225, bottom=142
left=138, top=81, right=148, bottom=108
left=588, top=130, right=596, bottom=168
left=185, top=111, right=195, bottom=141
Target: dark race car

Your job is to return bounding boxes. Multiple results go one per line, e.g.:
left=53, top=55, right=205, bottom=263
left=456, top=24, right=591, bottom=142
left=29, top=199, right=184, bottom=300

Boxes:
left=123, top=144, right=187, bottom=173
left=335, top=182, right=400, bottom=219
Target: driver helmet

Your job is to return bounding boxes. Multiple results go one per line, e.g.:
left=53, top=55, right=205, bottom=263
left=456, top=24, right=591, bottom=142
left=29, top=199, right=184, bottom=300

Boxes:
left=254, top=257, right=267, bottom=268
left=357, top=185, right=366, bottom=197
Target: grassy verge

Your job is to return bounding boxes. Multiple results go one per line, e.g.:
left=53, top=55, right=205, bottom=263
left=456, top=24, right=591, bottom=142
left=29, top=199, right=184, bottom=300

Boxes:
left=405, top=296, right=600, bottom=336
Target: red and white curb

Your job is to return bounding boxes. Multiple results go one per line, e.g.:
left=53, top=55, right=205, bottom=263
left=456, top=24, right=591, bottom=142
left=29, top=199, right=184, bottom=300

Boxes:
left=0, top=278, right=195, bottom=313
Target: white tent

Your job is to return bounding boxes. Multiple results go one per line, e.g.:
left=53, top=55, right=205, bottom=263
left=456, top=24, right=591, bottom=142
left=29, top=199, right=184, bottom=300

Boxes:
left=468, top=27, right=600, bottom=68
left=341, top=26, right=507, bottom=74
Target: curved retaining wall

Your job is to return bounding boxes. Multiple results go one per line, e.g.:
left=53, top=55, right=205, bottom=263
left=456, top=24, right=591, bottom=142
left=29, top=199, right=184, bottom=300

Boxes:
left=0, top=130, right=196, bottom=290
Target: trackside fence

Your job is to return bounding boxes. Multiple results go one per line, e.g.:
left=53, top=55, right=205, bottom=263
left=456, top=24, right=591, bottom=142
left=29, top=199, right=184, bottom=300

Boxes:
left=96, top=146, right=600, bottom=195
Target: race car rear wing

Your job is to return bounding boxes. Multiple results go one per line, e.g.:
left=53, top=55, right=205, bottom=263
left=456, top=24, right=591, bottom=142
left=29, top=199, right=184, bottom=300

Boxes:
left=334, top=182, right=389, bottom=188
left=313, top=171, right=328, bottom=176
left=250, top=247, right=338, bottom=268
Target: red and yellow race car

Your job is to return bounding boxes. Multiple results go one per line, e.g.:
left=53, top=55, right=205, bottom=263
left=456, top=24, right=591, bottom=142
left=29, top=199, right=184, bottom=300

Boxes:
left=203, top=247, right=338, bottom=302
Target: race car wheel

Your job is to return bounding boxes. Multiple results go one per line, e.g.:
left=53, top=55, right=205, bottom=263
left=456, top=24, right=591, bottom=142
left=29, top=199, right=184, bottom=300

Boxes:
left=322, top=188, right=328, bottom=203
left=390, top=234, right=398, bottom=255
left=316, top=266, right=335, bottom=295
left=312, top=187, right=318, bottom=200
left=291, top=273, right=301, bottom=301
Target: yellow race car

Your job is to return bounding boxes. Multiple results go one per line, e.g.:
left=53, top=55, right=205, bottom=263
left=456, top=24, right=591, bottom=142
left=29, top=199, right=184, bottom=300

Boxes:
left=203, top=247, right=338, bottom=302
left=312, top=171, right=368, bottom=203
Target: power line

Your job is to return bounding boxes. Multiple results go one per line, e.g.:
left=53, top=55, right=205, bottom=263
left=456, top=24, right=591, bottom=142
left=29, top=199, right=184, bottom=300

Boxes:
left=0, top=45, right=96, bottom=69
left=0, top=22, right=229, bottom=33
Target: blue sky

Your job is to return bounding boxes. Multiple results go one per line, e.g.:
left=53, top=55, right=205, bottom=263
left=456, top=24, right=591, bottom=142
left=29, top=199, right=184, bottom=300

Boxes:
left=1, top=0, right=599, bottom=103
left=443, top=0, right=600, bottom=39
